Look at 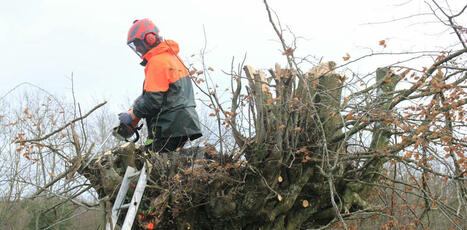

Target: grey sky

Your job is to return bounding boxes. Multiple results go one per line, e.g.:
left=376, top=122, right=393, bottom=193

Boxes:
left=1, top=0, right=464, bottom=113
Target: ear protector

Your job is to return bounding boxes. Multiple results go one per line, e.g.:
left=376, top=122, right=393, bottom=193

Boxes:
left=145, top=33, right=157, bottom=46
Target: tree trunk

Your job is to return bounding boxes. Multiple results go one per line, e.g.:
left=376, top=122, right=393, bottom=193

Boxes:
left=78, top=63, right=401, bottom=230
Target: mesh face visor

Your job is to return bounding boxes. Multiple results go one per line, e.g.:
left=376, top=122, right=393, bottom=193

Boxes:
left=128, top=39, right=149, bottom=57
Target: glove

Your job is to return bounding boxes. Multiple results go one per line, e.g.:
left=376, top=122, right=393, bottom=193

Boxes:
left=113, top=123, right=135, bottom=140
left=118, top=111, right=134, bottom=126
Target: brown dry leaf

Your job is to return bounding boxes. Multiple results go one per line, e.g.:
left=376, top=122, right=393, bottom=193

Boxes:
left=196, top=78, right=205, bottom=84
left=267, top=97, right=281, bottom=104
left=224, top=111, right=236, bottom=117
left=208, top=67, right=214, bottom=71
left=48, top=172, right=55, bottom=177
left=405, top=151, right=413, bottom=159
left=436, top=54, right=447, bottom=62
left=345, top=112, right=354, bottom=121
left=402, top=69, right=411, bottom=76
left=342, top=53, right=350, bottom=61
left=440, top=136, right=452, bottom=144
left=296, top=147, right=309, bottom=154
left=282, top=48, right=294, bottom=56
left=379, top=40, right=387, bottom=48
left=301, top=156, right=311, bottom=163
left=208, top=150, right=217, bottom=158
left=435, top=70, right=444, bottom=80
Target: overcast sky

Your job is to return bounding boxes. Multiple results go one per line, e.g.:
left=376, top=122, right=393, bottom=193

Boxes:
left=1, top=0, right=464, bottom=114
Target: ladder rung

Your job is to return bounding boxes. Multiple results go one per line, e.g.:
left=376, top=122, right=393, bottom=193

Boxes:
left=118, top=203, right=131, bottom=210
left=127, top=171, right=141, bottom=178
left=106, top=163, right=147, bottom=230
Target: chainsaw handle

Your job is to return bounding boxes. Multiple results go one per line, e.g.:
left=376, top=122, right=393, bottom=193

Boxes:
left=126, top=123, right=143, bottom=143
left=113, top=123, right=143, bottom=143
left=125, top=129, right=140, bottom=143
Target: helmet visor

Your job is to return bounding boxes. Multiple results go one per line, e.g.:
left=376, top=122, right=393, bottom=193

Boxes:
left=128, top=39, right=149, bottom=57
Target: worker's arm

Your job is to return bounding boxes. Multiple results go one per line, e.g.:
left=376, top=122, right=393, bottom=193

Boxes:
left=132, top=92, right=165, bottom=118
left=132, top=60, right=170, bottom=118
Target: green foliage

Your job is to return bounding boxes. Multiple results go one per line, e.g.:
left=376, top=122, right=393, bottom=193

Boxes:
left=144, top=138, right=154, bottom=145
left=23, top=198, right=74, bottom=230
left=251, top=142, right=268, bottom=163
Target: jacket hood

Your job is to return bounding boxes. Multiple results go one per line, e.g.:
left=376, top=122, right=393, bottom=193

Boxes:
left=142, top=40, right=180, bottom=61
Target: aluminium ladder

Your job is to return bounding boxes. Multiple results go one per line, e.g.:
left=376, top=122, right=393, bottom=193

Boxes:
left=106, top=163, right=147, bottom=230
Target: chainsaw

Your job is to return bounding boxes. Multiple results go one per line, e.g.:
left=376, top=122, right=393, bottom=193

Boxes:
left=112, top=118, right=143, bottom=143
left=83, top=119, right=142, bottom=168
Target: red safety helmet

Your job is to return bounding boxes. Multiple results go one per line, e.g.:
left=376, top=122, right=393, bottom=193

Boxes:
left=127, top=19, right=160, bottom=57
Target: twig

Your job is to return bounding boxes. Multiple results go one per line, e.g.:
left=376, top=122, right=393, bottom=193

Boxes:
left=17, top=101, right=107, bottom=143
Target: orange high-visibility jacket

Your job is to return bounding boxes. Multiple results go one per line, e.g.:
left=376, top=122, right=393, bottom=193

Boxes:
left=133, top=40, right=202, bottom=140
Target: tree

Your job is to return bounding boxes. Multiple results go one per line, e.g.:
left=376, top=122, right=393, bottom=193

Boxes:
left=0, top=82, right=113, bottom=229
left=6, top=0, right=467, bottom=229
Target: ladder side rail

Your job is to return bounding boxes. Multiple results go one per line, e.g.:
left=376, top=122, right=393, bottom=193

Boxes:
left=121, top=163, right=147, bottom=230
left=107, top=166, right=138, bottom=230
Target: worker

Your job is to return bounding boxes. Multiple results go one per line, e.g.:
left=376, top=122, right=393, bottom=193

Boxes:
left=118, top=18, right=202, bottom=153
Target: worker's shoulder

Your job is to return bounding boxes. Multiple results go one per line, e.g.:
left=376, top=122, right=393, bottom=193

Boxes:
left=147, top=52, right=177, bottom=65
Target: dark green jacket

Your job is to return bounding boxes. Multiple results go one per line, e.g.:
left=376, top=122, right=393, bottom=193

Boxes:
left=132, top=40, right=202, bottom=140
